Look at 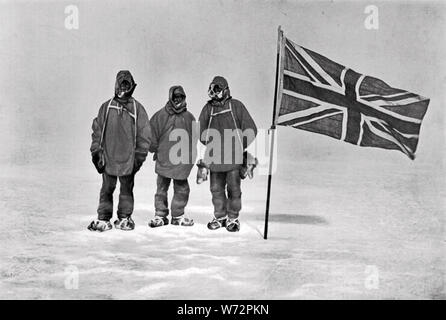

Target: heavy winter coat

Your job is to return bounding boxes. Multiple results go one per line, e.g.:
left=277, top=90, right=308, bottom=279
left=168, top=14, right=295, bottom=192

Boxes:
left=90, top=72, right=151, bottom=177
left=149, top=86, right=197, bottom=180
left=198, top=94, right=257, bottom=172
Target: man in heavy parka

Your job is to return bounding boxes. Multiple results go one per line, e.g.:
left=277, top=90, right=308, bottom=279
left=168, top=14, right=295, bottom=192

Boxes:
left=198, top=76, right=257, bottom=232
left=88, top=70, right=152, bottom=232
left=148, top=85, right=197, bottom=227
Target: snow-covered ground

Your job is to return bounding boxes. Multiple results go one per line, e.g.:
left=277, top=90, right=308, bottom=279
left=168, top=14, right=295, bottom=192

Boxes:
left=1, top=150, right=444, bottom=299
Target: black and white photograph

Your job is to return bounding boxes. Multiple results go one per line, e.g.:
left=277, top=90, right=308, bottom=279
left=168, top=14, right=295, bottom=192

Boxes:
left=0, top=0, right=444, bottom=303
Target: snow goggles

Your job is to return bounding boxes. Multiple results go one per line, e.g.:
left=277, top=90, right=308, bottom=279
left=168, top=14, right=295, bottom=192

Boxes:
left=208, top=83, right=225, bottom=99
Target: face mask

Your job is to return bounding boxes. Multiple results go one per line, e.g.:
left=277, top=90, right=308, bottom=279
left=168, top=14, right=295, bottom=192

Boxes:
left=208, top=83, right=224, bottom=100
left=173, top=94, right=185, bottom=106
left=117, top=81, right=132, bottom=98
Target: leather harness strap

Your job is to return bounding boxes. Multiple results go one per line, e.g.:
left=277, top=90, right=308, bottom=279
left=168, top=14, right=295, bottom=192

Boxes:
left=99, top=98, right=138, bottom=148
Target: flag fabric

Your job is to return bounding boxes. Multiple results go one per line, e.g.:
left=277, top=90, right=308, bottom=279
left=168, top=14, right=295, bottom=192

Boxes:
left=276, top=36, right=430, bottom=159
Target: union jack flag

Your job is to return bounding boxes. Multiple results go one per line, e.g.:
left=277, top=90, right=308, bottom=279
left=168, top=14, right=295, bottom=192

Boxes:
left=276, top=36, right=430, bottom=159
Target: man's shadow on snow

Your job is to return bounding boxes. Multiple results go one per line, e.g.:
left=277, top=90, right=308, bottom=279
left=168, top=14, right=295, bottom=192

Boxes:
left=247, top=213, right=328, bottom=238
left=253, top=213, right=328, bottom=225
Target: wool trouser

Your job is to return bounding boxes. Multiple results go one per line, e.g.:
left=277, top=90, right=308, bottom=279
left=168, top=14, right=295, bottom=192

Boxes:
left=154, top=175, right=190, bottom=218
left=97, top=173, right=135, bottom=220
left=210, top=169, right=241, bottom=219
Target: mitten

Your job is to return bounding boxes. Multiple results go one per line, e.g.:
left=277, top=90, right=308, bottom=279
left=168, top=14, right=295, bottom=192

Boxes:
left=133, top=152, right=147, bottom=173
left=196, top=159, right=209, bottom=184
left=92, top=150, right=105, bottom=174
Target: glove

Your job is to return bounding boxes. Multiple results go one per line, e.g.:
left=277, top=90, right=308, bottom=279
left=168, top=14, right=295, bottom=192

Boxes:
left=240, top=151, right=258, bottom=179
left=247, top=157, right=259, bottom=179
left=149, top=144, right=158, bottom=161
left=92, top=150, right=105, bottom=174
left=133, top=152, right=147, bottom=173
left=196, top=159, right=209, bottom=184
left=133, top=160, right=142, bottom=173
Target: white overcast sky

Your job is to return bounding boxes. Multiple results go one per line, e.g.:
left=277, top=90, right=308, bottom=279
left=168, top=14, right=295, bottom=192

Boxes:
left=0, top=0, right=444, bottom=171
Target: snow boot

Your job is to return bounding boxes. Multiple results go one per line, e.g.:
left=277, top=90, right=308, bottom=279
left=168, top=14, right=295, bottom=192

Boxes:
left=149, top=216, right=169, bottom=228
left=207, top=217, right=227, bottom=230
left=171, top=216, right=194, bottom=226
left=87, top=219, right=112, bottom=232
left=114, top=217, right=135, bottom=231
left=226, top=218, right=240, bottom=232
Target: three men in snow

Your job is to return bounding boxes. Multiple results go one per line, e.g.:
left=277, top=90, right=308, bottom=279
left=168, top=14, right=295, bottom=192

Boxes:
left=88, top=72, right=257, bottom=232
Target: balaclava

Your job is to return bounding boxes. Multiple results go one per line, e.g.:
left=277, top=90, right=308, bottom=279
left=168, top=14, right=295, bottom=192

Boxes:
left=114, top=70, right=137, bottom=105
left=167, top=85, right=187, bottom=114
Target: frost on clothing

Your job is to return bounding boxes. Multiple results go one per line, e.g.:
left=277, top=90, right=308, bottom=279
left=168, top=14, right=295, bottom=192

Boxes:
left=149, top=85, right=198, bottom=180
left=198, top=95, right=258, bottom=172
left=90, top=72, right=151, bottom=177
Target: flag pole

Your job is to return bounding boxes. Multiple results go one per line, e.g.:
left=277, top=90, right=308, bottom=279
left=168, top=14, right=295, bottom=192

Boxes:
left=264, top=26, right=284, bottom=240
